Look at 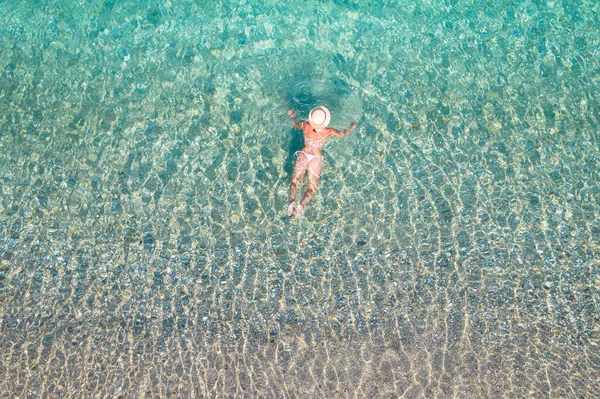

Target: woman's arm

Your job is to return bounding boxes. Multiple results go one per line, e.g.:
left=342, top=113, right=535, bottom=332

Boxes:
left=329, top=122, right=358, bottom=138
left=288, top=110, right=304, bottom=130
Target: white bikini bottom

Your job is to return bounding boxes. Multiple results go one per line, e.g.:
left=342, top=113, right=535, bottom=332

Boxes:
left=295, top=151, right=321, bottom=163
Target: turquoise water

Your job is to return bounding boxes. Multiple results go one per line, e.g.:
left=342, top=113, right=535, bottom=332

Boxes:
left=1, top=0, right=599, bottom=397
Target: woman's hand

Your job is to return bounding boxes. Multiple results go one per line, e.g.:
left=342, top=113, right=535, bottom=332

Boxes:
left=288, top=110, right=303, bottom=129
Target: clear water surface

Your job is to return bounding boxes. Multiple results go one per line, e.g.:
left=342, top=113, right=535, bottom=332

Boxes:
left=0, top=0, right=599, bottom=397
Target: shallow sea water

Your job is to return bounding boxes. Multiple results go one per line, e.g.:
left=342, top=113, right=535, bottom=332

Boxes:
left=1, top=0, right=599, bottom=397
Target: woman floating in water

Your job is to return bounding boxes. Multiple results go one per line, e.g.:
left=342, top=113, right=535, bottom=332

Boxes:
left=287, top=106, right=358, bottom=218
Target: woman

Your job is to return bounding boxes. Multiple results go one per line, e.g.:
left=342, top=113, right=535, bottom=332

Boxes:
left=287, top=106, right=358, bottom=218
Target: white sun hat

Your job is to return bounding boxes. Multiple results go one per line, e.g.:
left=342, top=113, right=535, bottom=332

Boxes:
left=308, top=106, right=331, bottom=128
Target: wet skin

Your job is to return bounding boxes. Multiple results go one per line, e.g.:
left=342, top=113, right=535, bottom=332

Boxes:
left=287, top=110, right=357, bottom=218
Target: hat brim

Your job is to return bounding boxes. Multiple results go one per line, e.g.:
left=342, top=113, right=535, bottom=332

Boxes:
left=309, top=106, right=331, bottom=128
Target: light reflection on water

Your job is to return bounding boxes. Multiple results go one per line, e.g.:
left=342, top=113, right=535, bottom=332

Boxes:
left=0, top=0, right=599, bottom=397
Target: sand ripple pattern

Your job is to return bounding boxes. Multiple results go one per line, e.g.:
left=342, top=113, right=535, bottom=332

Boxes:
left=0, top=0, right=599, bottom=397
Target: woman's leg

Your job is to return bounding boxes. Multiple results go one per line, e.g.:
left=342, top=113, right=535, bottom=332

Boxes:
left=294, top=156, right=323, bottom=218
left=288, top=154, right=308, bottom=216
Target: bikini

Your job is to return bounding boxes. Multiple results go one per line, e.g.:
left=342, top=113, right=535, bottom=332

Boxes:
left=295, top=151, right=321, bottom=163
left=295, top=135, right=327, bottom=163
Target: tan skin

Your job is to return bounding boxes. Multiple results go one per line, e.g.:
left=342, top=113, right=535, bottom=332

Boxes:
left=287, top=109, right=358, bottom=218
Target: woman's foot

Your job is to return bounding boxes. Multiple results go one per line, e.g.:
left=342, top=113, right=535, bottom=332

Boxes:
left=287, top=201, right=296, bottom=216
left=294, top=204, right=304, bottom=218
